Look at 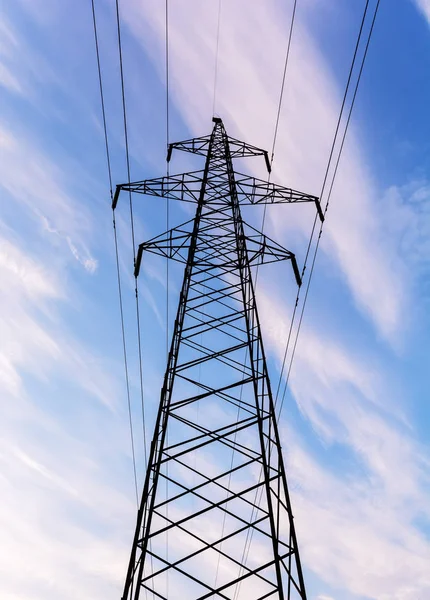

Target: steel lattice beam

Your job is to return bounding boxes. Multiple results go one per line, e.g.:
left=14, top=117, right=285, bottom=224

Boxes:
left=116, top=118, right=318, bottom=600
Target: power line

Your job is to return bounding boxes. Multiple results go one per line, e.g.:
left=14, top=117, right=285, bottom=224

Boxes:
left=165, top=0, right=170, bottom=160
left=114, top=0, right=149, bottom=468
left=165, top=0, right=171, bottom=360
left=270, top=0, right=298, bottom=166
left=212, top=0, right=222, bottom=116
left=113, top=3, right=153, bottom=595
left=274, top=0, right=372, bottom=407
left=115, top=0, right=134, bottom=249
left=237, top=0, right=380, bottom=588
left=113, top=220, right=140, bottom=507
left=277, top=0, right=381, bottom=418
left=253, top=0, right=300, bottom=397
left=164, top=2, right=170, bottom=596
left=90, top=0, right=139, bottom=506
left=90, top=0, right=113, bottom=197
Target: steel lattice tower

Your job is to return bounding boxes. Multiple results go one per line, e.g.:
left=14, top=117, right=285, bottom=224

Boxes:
left=114, top=118, right=322, bottom=600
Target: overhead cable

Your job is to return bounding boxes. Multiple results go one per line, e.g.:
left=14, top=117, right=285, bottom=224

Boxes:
left=274, top=0, right=372, bottom=408
left=277, top=0, right=381, bottom=418
left=114, top=0, right=149, bottom=471
left=165, top=1, right=171, bottom=595
left=212, top=0, right=223, bottom=116
left=91, top=0, right=139, bottom=505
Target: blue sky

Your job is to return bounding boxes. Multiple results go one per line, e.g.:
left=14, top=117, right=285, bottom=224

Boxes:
left=1, top=1, right=430, bottom=599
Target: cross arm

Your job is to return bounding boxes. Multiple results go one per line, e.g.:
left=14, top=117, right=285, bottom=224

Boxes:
left=227, top=137, right=271, bottom=172
left=235, top=173, right=324, bottom=222
left=166, top=136, right=211, bottom=161
left=134, top=219, right=302, bottom=286
left=112, top=171, right=204, bottom=209
left=134, top=219, right=195, bottom=277
left=242, top=222, right=302, bottom=286
left=166, top=133, right=270, bottom=172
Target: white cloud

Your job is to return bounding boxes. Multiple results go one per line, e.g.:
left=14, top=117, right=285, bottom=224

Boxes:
left=289, top=440, right=430, bottom=600
left=0, top=232, right=60, bottom=394
left=0, top=235, right=60, bottom=300
left=381, top=180, right=430, bottom=273
left=0, top=62, right=23, bottom=94
left=0, top=19, right=24, bottom=94
left=0, top=227, right=121, bottom=406
left=0, top=223, right=135, bottom=598
left=0, top=126, right=99, bottom=273
left=0, top=10, right=65, bottom=105
left=258, top=289, right=430, bottom=599
left=0, top=419, right=133, bottom=600
left=414, top=0, right=430, bottom=24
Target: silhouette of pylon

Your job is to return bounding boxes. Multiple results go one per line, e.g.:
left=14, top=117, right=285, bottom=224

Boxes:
left=114, top=117, right=322, bottom=600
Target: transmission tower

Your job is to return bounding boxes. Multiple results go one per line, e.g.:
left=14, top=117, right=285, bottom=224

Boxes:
left=114, top=118, right=322, bottom=600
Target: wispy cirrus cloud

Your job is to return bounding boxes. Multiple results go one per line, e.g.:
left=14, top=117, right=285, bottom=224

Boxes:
left=0, top=11, right=64, bottom=103
left=0, top=415, right=133, bottom=600
left=381, top=179, right=430, bottom=275
left=0, top=18, right=24, bottom=94
left=414, top=0, right=430, bottom=24
left=0, top=231, right=62, bottom=395
left=259, top=289, right=430, bottom=599
left=0, top=125, right=134, bottom=600
left=0, top=206, right=132, bottom=598
left=0, top=125, right=98, bottom=273
left=0, top=219, right=120, bottom=410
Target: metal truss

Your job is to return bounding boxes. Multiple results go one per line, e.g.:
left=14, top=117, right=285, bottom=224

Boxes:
left=134, top=218, right=302, bottom=285
left=116, top=118, right=321, bottom=600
